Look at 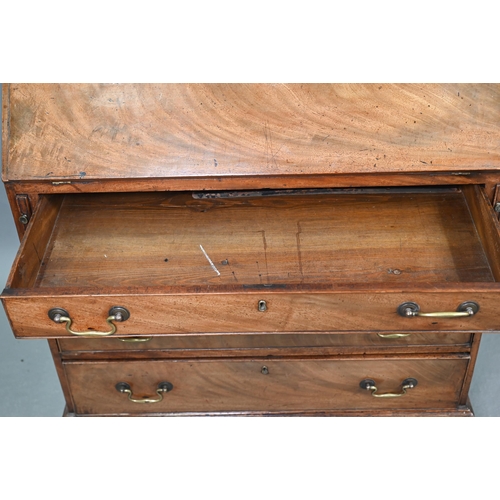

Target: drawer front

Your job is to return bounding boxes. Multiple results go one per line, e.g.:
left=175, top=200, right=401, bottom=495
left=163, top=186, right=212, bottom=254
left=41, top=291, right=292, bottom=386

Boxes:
left=64, top=357, right=469, bottom=415
left=5, top=291, right=500, bottom=338
left=58, top=332, right=472, bottom=354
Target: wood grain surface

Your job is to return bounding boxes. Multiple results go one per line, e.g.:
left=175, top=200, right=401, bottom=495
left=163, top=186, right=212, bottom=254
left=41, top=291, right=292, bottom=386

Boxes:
left=4, top=84, right=500, bottom=182
left=63, top=356, right=469, bottom=414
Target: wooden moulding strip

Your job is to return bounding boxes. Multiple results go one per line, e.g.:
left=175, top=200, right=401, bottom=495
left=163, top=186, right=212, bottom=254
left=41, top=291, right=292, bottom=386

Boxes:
left=458, top=332, right=482, bottom=406
left=5, top=171, right=500, bottom=196
left=48, top=339, right=76, bottom=414
left=65, top=408, right=474, bottom=417
left=58, top=345, right=473, bottom=363
left=4, top=281, right=500, bottom=297
left=1, top=84, right=10, bottom=183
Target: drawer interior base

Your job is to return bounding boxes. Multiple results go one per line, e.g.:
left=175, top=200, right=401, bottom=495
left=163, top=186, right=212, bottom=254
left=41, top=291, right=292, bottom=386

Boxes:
left=22, top=187, right=498, bottom=289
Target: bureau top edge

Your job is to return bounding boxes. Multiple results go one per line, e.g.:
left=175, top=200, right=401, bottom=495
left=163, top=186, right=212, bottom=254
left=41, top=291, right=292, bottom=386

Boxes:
left=3, top=83, right=500, bottom=184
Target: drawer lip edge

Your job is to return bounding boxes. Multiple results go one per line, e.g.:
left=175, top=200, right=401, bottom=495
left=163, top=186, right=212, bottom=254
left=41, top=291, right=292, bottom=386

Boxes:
left=65, top=407, right=475, bottom=417
left=5, top=281, right=500, bottom=297
left=61, top=352, right=472, bottom=365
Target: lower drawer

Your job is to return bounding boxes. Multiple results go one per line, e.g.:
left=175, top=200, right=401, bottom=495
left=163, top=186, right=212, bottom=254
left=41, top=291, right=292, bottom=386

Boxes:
left=58, top=332, right=472, bottom=354
left=64, top=356, right=469, bottom=415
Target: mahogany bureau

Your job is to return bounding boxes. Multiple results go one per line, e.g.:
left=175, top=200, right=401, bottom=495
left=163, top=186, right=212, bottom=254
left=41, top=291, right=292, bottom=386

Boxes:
left=2, top=83, right=500, bottom=416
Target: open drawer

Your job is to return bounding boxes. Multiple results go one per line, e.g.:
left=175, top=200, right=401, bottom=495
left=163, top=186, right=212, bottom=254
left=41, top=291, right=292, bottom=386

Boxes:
left=3, top=186, right=500, bottom=339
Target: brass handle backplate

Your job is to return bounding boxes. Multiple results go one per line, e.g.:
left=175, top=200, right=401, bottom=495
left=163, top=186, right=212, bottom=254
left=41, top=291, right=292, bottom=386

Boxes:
left=115, top=381, right=173, bottom=403
left=397, top=301, right=479, bottom=319
left=359, top=378, right=418, bottom=398
left=48, top=306, right=130, bottom=337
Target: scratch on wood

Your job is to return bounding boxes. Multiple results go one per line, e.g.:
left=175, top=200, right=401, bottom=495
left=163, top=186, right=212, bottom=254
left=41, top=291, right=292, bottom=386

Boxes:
left=264, top=121, right=279, bottom=169
left=279, top=84, right=302, bottom=104
left=32, top=243, right=41, bottom=265
left=199, top=245, right=220, bottom=276
left=271, top=142, right=285, bottom=165
left=296, top=222, right=304, bottom=280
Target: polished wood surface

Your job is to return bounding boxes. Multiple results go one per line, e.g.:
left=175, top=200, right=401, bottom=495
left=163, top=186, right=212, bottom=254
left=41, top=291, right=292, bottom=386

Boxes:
left=4, top=84, right=500, bottom=183
left=64, top=356, right=469, bottom=414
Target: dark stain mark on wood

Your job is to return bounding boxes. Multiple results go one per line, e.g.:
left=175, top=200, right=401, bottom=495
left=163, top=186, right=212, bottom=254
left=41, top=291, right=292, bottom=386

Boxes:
left=258, top=230, right=270, bottom=283
left=296, top=222, right=303, bottom=280
left=225, top=260, right=238, bottom=281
